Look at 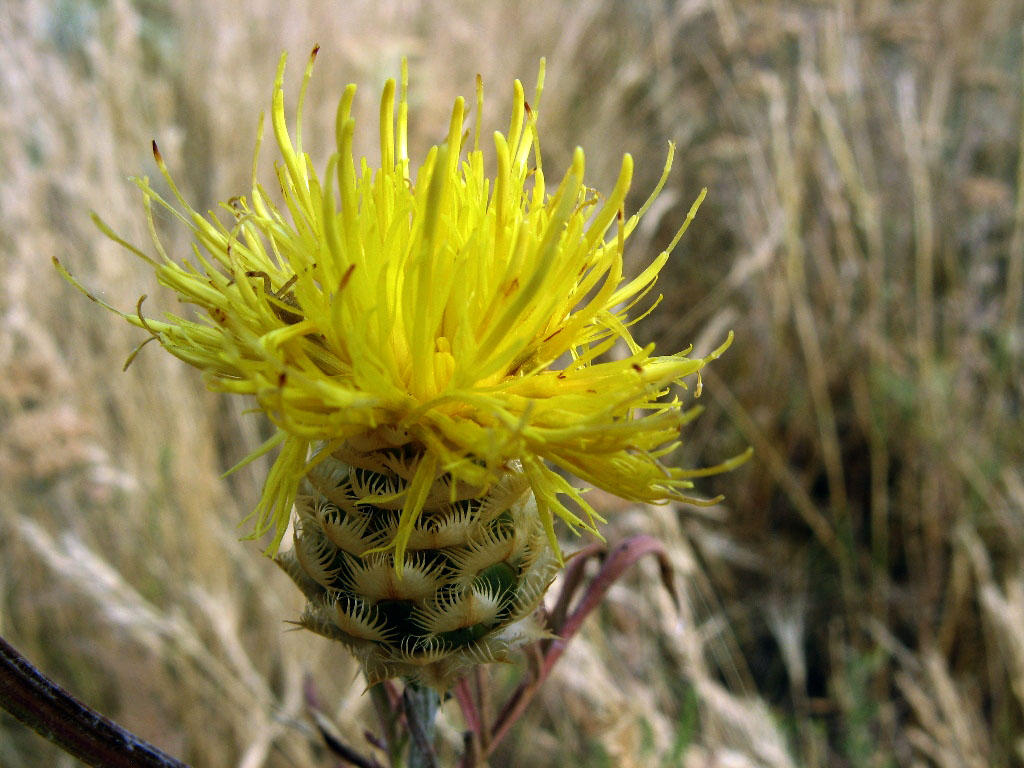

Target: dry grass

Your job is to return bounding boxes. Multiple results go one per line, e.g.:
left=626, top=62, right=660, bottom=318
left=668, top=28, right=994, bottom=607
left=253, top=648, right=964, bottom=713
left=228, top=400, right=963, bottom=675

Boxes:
left=1, top=0, right=1022, bottom=765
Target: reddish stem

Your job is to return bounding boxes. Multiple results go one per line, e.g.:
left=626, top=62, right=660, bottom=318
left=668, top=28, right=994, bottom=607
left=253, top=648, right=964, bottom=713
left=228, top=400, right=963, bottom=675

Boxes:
left=453, top=677, right=481, bottom=735
left=485, top=535, right=674, bottom=758
left=473, top=666, right=491, bottom=754
left=543, top=542, right=607, bottom=645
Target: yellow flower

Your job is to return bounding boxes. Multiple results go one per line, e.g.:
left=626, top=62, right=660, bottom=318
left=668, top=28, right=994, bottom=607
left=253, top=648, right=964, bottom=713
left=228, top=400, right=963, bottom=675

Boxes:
left=58, top=49, right=747, bottom=684
left=61, top=47, right=746, bottom=562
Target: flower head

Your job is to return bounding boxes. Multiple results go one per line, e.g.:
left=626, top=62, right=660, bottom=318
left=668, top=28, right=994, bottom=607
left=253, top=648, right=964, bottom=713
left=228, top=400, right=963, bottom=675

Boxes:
left=60, top=48, right=747, bottom=571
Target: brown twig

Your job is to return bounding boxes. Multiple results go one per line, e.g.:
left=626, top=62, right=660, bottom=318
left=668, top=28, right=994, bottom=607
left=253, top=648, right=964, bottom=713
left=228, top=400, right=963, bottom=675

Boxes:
left=0, top=634, right=190, bottom=768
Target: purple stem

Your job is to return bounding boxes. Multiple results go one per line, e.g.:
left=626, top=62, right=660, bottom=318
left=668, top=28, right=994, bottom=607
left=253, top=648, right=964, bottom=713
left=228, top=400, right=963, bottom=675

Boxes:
left=0, top=634, right=190, bottom=768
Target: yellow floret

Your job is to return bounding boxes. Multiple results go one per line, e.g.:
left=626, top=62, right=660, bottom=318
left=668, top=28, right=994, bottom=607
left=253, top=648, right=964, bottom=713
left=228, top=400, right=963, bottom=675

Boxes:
left=57, top=48, right=749, bottom=574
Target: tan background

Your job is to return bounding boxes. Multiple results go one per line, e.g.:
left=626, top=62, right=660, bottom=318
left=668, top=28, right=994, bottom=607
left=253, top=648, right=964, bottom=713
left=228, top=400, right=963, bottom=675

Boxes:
left=2, top=1, right=1022, bottom=765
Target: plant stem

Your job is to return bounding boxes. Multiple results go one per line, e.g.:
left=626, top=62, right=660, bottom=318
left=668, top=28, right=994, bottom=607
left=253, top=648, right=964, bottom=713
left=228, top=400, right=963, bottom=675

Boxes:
left=403, top=683, right=440, bottom=768
left=0, top=634, right=189, bottom=768
left=369, top=682, right=403, bottom=767
left=486, top=536, right=675, bottom=758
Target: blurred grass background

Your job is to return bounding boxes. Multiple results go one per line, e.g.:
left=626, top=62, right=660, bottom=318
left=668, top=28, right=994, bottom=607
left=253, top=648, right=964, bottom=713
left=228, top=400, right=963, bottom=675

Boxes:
left=2, top=0, right=1023, bottom=765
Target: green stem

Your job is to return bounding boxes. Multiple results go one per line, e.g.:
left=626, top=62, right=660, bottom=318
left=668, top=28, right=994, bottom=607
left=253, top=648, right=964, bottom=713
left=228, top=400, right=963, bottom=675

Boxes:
left=403, top=683, right=440, bottom=768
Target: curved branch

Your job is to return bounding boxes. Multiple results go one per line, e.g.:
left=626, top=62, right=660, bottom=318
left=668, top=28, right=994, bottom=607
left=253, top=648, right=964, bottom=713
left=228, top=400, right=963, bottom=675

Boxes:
left=0, top=635, right=190, bottom=768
